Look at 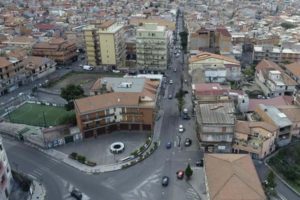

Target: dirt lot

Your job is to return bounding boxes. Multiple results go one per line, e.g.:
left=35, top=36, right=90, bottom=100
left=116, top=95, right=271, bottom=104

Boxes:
left=48, top=72, right=101, bottom=95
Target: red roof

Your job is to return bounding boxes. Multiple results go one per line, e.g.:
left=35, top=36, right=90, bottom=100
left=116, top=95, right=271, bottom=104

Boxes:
left=217, top=28, right=231, bottom=37
left=193, top=83, right=228, bottom=96
left=248, top=96, right=292, bottom=112
left=35, top=23, right=55, bottom=31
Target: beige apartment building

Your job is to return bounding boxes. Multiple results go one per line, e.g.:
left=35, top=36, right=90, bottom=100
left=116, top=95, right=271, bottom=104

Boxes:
left=136, top=23, right=169, bottom=72
left=83, top=20, right=126, bottom=68
left=233, top=121, right=277, bottom=159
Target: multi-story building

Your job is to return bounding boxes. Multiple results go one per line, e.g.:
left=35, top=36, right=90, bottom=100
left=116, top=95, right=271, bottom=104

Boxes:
left=0, top=57, right=25, bottom=96
left=233, top=121, right=277, bottom=159
left=255, top=104, right=292, bottom=147
left=74, top=92, right=156, bottom=138
left=83, top=20, right=126, bottom=68
left=136, top=23, right=169, bottom=72
left=253, top=45, right=300, bottom=64
left=99, top=20, right=126, bottom=68
left=255, top=59, right=297, bottom=97
left=2, top=36, right=36, bottom=50
left=0, top=136, right=13, bottom=200
left=32, top=38, right=78, bottom=65
left=196, top=101, right=236, bottom=153
left=189, top=27, right=232, bottom=55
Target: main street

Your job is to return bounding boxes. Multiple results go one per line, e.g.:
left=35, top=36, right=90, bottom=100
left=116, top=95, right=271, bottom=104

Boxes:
left=3, top=9, right=203, bottom=200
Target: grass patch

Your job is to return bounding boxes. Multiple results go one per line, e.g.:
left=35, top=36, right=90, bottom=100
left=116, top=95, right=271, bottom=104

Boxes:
left=7, top=103, right=74, bottom=127
left=268, top=143, right=300, bottom=193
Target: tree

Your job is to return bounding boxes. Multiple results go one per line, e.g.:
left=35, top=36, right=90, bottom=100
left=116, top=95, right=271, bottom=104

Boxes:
left=61, top=84, right=84, bottom=110
left=185, top=163, right=193, bottom=179
left=281, top=22, right=297, bottom=30
left=179, top=31, right=188, bottom=53
left=176, top=89, right=185, bottom=115
left=267, top=171, right=276, bottom=189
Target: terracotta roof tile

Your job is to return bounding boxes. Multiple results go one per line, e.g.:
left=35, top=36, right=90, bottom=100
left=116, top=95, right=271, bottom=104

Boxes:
left=285, top=62, right=300, bottom=77
left=189, top=52, right=240, bottom=65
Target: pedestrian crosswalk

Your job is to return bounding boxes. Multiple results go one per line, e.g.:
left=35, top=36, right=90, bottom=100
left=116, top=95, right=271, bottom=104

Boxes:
left=185, top=188, right=200, bottom=200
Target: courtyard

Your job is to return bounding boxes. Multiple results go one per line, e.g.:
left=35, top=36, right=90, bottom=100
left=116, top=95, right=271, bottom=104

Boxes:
left=7, top=103, right=74, bottom=127
left=56, top=131, right=149, bottom=165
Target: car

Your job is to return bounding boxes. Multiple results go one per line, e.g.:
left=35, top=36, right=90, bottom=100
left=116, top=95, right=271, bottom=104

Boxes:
left=173, top=68, right=177, bottom=72
left=162, top=176, right=169, bottom=186
left=196, top=159, right=204, bottom=167
left=166, top=142, right=172, bottom=149
left=176, top=53, right=180, bottom=57
left=184, top=138, right=192, bottom=147
left=169, top=80, right=173, bottom=84
left=70, top=189, right=82, bottom=200
left=168, top=94, right=173, bottom=99
left=176, top=170, right=184, bottom=179
left=179, top=125, right=184, bottom=133
left=184, top=79, right=187, bottom=83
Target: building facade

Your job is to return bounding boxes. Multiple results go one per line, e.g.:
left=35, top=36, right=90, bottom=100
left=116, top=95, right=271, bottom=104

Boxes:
left=233, top=121, right=277, bottom=159
left=0, top=136, right=13, bottom=200
left=75, top=93, right=156, bottom=138
left=196, top=102, right=236, bottom=153
left=83, top=25, right=101, bottom=67
left=32, top=38, right=78, bottom=65
left=136, top=23, right=169, bottom=72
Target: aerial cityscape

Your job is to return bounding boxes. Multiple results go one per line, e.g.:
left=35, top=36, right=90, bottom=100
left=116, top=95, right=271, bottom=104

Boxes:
left=0, top=0, right=300, bottom=200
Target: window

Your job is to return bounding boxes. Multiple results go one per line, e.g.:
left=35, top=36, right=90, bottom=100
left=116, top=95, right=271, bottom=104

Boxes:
left=152, top=33, right=155, bottom=36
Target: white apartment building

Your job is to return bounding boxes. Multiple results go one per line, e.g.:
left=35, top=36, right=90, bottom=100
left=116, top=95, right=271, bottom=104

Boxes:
left=136, top=23, right=169, bottom=72
left=0, top=137, right=13, bottom=200
left=253, top=45, right=300, bottom=64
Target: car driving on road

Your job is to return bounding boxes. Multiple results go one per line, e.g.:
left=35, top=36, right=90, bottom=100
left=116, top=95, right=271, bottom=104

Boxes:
left=162, top=176, right=169, bottom=187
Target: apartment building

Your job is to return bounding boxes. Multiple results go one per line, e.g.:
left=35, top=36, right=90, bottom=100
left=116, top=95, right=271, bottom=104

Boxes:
left=136, top=23, right=169, bottom=72
left=233, top=121, right=277, bottom=159
left=196, top=102, right=236, bottom=153
left=189, top=27, right=232, bottom=55
left=253, top=45, right=300, bottom=64
left=0, top=137, right=13, bottom=200
left=204, top=154, right=266, bottom=200
left=83, top=20, right=126, bottom=68
left=2, top=36, right=36, bottom=50
left=74, top=92, right=156, bottom=138
left=0, top=57, right=25, bottom=96
left=255, top=59, right=297, bottom=97
left=32, top=38, right=78, bottom=65
left=189, top=52, right=241, bottom=83
left=278, top=105, right=300, bottom=137
left=255, top=104, right=292, bottom=147
left=285, top=62, right=300, bottom=84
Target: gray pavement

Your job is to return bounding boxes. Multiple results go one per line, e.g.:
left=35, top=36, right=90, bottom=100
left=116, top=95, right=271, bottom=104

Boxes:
left=56, top=131, right=149, bottom=165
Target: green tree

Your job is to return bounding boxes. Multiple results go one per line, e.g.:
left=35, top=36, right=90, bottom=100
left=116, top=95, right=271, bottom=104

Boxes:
left=281, top=22, right=297, bottom=30
left=185, top=163, right=193, bottom=179
left=267, top=171, right=276, bottom=189
left=58, top=113, right=77, bottom=125
left=176, top=89, right=185, bottom=115
left=179, top=31, right=188, bottom=53
left=61, top=84, right=84, bottom=111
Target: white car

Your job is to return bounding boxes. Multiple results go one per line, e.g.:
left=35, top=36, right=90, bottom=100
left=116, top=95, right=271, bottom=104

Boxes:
left=176, top=53, right=180, bottom=57
left=179, top=125, right=184, bottom=133
left=169, top=80, right=173, bottom=84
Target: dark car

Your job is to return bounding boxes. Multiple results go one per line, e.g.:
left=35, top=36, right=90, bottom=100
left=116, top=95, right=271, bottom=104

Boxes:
left=176, top=170, right=184, bottom=179
left=196, top=159, right=203, bottom=167
left=162, top=176, right=169, bottom=187
left=71, top=189, right=82, bottom=200
left=166, top=142, right=172, bottom=149
left=184, top=138, right=192, bottom=147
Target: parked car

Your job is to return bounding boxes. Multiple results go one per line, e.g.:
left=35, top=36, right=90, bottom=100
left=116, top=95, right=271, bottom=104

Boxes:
left=196, top=159, right=203, bottom=167
left=166, top=142, right=172, bottom=149
left=162, top=176, right=169, bottom=187
left=168, top=94, right=173, bottom=99
left=184, top=138, right=192, bottom=147
left=176, top=170, right=184, bottom=179
left=71, top=189, right=82, bottom=200
left=179, top=125, right=184, bottom=133
left=173, top=68, right=177, bottom=72
left=169, top=80, right=173, bottom=84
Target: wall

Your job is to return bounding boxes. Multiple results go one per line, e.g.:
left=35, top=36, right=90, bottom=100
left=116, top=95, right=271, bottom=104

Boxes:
left=100, top=33, right=116, bottom=65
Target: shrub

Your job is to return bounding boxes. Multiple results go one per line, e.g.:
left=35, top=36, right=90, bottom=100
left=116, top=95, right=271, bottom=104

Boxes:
left=85, top=161, right=97, bottom=167
left=139, top=146, right=145, bottom=152
left=76, top=155, right=86, bottom=164
left=130, top=150, right=139, bottom=157
left=69, top=152, right=77, bottom=159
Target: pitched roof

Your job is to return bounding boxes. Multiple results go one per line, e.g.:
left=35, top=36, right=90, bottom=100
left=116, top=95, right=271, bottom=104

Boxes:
left=205, top=154, right=266, bottom=200
left=248, top=96, right=293, bottom=112
left=278, top=105, right=300, bottom=123
left=235, top=120, right=278, bottom=134
left=75, top=92, right=140, bottom=114
left=0, top=57, right=12, bottom=68
left=189, top=52, right=240, bottom=65
left=285, top=62, right=300, bottom=77
left=256, top=59, right=282, bottom=74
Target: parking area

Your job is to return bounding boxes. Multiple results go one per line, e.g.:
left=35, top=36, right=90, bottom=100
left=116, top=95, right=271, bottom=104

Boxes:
left=56, top=131, right=149, bottom=165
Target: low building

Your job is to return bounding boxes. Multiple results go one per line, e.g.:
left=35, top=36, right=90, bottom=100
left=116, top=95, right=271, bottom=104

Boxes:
left=204, top=154, right=266, bottom=200
left=278, top=105, right=300, bottom=137
left=233, top=121, right=277, bottom=159
left=0, top=136, right=13, bottom=200
left=2, top=36, right=36, bottom=50
left=189, top=52, right=241, bottom=83
left=32, top=38, right=78, bottom=65
left=255, top=104, right=292, bottom=146
left=255, top=59, right=297, bottom=97
left=196, top=102, right=236, bottom=153
left=192, top=83, right=230, bottom=102
left=75, top=92, right=157, bottom=138
left=22, top=56, right=56, bottom=81
left=285, top=62, right=300, bottom=84
left=0, top=57, right=25, bottom=96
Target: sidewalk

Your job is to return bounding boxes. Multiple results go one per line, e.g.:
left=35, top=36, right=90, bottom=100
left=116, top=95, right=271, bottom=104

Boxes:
left=28, top=180, right=46, bottom=200
left=187, top=167, right=207, bottom=200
